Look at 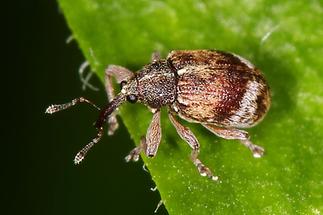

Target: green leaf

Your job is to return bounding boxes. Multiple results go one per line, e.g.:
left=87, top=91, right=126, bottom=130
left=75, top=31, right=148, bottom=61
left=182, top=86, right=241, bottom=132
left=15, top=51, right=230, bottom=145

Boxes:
left=58, top=0, right=323, bottom=214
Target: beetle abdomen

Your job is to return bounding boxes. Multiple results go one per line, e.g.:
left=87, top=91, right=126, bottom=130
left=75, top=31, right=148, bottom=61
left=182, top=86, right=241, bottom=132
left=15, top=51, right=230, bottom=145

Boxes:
left=169, top=50, right=270, bottom=128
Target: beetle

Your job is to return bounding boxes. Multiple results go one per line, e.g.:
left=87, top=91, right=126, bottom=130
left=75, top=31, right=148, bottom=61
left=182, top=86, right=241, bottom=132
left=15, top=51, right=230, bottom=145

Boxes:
left=46, top=50, right=271, bottom=180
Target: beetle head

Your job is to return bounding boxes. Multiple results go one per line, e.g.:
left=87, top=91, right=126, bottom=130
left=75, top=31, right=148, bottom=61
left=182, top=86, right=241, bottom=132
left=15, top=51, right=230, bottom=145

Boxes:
left=120, top=77, right=139, bottom=103
left=121, top=61, right=176, bottom=109
left=96, top=60, right=177, bottom=127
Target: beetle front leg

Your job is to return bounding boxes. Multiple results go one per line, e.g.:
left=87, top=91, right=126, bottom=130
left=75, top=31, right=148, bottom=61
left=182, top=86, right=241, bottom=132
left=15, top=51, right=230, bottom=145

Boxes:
left=125, top=111, right=161, bottom=162
left=145, top=110, right=162, bottom=157
left=105, top=65, right=133, bottom=135
left=202, top=124, right=264, bottom=158
left=125, top=137, right=147, bottom=162
left=169, top=113, right=218, bottom=181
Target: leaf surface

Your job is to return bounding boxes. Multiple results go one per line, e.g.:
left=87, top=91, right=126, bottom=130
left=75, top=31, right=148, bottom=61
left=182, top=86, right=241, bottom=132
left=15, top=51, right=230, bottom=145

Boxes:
left=58, top=0, right=323, bottom=214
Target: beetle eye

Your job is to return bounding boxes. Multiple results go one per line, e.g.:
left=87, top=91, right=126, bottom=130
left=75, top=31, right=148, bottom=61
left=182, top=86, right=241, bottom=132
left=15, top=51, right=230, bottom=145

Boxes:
left=120, top=81, right=127, bottom=88
left=126, top=94, right=138, bottom=103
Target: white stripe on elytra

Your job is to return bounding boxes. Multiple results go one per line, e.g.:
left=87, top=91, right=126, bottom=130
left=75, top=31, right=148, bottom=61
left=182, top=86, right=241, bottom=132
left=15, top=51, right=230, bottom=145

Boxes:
left=177, top=67, right=189, bottom=75
left=228, top=80, right=262, bottom=126
left=232, top=53, right=255, bottom=69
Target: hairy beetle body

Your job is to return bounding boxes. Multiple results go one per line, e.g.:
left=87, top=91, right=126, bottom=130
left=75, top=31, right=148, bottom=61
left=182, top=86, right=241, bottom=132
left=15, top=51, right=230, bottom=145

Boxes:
left=168, top=50, right=271, bottom=128
left=136, top=60, right=176, bottom=108
left=46, top=49, right=271, bottom=181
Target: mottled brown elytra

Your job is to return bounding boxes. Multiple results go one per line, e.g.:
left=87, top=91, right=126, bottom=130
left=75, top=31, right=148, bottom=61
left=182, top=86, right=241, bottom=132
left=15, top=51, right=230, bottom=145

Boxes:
left=46, top=50, right=271, bottom=180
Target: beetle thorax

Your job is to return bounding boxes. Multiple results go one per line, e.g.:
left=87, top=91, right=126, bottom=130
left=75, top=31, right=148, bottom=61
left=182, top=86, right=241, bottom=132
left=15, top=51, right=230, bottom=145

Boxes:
left=136, top=60, right=177, bottom=109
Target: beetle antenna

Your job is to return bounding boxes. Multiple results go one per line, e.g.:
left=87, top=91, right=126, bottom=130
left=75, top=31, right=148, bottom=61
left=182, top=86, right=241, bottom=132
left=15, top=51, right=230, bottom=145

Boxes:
left=74, top=93, right=126, bottom=164
left=45, top=97, right=100, bottom=114
left=74, top=127, right=104, bottom=164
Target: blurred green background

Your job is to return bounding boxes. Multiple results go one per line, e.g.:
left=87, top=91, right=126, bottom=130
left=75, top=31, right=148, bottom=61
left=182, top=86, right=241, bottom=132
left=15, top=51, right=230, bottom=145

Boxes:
left=9, top=1, right=166, bottom=214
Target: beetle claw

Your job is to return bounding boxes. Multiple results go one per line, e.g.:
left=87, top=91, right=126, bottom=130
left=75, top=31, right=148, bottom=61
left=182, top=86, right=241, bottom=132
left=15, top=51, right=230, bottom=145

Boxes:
left=194, top=158, right=219, bottom=181
left=125, top=146, right=142, bottom=162
left=241, top=139, right=265, bottom=158
left=251, top=145, right=265, bottom=158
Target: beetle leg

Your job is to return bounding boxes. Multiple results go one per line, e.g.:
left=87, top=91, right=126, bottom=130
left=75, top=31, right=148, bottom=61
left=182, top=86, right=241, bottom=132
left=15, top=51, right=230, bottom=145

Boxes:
left=145, top=110, right=162, bottom=157
left=202, top=124, right=264, bottom=158
left=169, top=113, right=218, bottom=181
left=125, top=137, right=147, bottom=162
left=151, top=51, right=161, bottom=62
left=125, top=111, right=161, bottom=161
left=105, top=65, right=133, bottom=135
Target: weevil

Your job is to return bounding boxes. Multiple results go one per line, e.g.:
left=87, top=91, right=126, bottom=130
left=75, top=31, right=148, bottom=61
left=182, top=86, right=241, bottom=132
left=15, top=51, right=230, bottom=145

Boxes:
left=46, top=50, right=271, bottom=180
